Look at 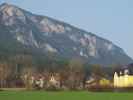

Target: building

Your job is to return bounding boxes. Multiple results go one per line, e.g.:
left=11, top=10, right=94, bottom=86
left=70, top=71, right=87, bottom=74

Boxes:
left=49, top=75, right=60, bottom=87
left=114, top=69, right=133, bottom=87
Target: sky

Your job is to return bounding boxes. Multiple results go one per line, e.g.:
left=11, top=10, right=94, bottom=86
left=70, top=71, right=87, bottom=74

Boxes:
left=0, top=0, right=133, bottom=58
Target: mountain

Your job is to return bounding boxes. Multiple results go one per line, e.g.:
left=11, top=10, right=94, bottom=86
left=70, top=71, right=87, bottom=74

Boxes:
left=0, top=3, right=132, bottom=65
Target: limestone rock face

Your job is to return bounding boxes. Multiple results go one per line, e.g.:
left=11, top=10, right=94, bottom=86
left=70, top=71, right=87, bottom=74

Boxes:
left=0, top=3, right=132, bottom=65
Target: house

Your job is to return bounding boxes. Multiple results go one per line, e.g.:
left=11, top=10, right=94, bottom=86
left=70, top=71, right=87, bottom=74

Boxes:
left=114, top=69, right=133, bottom=87
left=49, top=75, right=60, bottom=87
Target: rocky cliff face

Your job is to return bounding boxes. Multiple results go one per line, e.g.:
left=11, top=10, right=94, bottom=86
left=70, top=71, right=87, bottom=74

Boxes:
left=0, top=3, right=132, bottom=65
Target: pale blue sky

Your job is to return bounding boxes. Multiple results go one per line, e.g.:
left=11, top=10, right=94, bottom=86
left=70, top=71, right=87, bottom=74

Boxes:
left=0, top=0, right=133, bottom=58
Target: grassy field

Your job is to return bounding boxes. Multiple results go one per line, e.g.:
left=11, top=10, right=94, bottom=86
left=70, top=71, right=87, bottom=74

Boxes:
left=0, top=91, right=133, bottom=100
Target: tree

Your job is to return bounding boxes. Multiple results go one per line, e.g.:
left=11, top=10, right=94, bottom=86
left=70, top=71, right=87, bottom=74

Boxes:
left=67, top=58, right=85, bottom=90
left=57, top=60, right=69, bottom=88
left=0, top=62, right=11, bottom=88
left=90, top=64, right=105, bottom=85
left=21, top=66, right=36, bottom=90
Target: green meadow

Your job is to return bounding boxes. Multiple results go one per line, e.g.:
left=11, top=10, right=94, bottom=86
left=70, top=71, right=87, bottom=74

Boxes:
left=0, top=91, right=132, bottom=100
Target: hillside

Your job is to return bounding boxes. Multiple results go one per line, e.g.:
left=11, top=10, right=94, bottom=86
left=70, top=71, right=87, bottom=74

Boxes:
left=0, top=3, right=132, bottom=65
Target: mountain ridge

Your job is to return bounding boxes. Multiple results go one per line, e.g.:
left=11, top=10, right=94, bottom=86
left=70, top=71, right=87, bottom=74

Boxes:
left=0, top=3, right=132, bottom=66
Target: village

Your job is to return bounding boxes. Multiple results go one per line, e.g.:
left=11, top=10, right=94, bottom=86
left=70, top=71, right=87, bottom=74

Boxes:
left=0, top=60, right=133, bottom=91
left=6, top=68, right=129, bottom=91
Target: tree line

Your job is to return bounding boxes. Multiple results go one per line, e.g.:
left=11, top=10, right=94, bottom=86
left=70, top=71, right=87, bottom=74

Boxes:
left=0, top=54, right=122, bottom=90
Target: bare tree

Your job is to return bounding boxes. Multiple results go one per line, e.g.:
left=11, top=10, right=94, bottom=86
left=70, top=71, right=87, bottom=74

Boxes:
left=21, top=67, right=36, bottom=90
left=0, top=62, right=11, bottom=88
left=67, top=58, right=85, bottom=90
left=91, top=64, right=105, bottom=85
